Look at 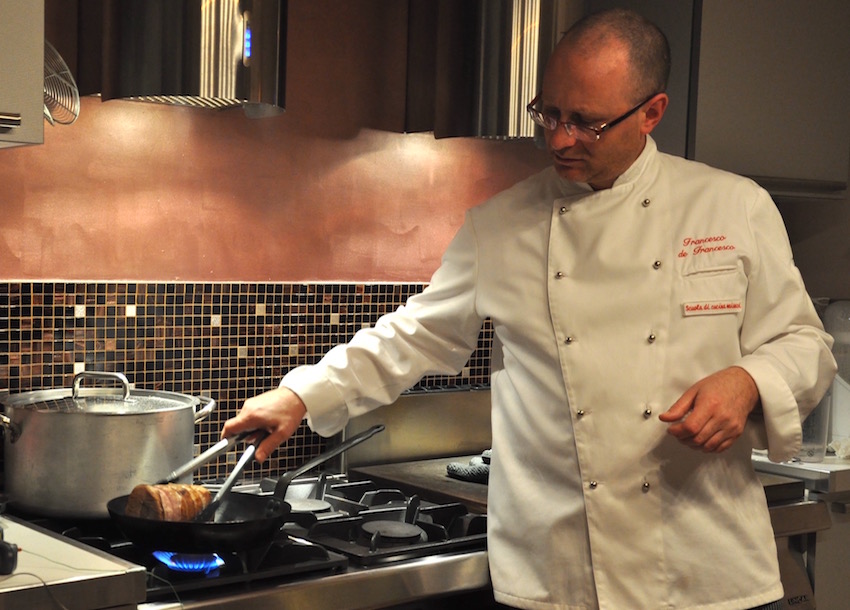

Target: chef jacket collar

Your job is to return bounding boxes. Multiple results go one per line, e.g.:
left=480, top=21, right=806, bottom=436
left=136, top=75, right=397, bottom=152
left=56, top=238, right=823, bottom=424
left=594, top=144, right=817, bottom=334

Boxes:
left=557, top=135, right=658, bottom=195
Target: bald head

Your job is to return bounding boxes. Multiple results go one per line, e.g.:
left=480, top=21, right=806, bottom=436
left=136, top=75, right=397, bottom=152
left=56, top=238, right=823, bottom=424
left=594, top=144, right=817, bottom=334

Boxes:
left=555, top=8, right=670, bottom=103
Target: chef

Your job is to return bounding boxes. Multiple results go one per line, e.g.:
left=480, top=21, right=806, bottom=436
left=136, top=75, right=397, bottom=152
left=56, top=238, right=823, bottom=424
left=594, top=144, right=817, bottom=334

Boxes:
left=224, top=8, right=836, bottom=609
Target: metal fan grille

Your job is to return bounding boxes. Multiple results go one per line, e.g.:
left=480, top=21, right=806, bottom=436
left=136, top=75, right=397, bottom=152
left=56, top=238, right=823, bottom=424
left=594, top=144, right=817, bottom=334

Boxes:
left=43, top=41, right=80, bottom=125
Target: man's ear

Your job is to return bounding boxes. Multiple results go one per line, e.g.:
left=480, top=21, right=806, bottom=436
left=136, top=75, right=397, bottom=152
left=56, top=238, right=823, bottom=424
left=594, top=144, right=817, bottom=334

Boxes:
left=641, top=93, right=668, bottom=135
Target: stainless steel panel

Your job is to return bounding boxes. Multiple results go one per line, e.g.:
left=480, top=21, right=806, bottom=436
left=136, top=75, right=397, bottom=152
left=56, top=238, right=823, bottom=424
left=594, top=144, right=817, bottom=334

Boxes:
left=139, top=550, right=490, bottom=610
left=768, top=500, right=831, bottom=538
left=342, top=390, right=491, bottom=469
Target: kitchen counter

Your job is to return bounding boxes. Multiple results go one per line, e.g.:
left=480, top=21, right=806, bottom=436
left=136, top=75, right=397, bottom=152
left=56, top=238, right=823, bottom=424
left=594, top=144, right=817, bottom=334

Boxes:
left=351, top=456, right=489, bottom=514
left=0, top=515, right=146, bottom=610
left=0, top=509, right=494, bottom=610
left=350, top=455, right=806, bottom=514
left=752, top=451, right=850, bottom=495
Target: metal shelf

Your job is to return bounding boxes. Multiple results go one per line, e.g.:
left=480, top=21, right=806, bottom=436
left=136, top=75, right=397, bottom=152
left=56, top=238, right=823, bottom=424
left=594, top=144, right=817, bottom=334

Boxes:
left=752, top=451, right=850, bottom=495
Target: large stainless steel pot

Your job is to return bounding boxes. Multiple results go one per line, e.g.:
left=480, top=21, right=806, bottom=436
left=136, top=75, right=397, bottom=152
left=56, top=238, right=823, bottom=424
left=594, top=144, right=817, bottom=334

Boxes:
left=0, top=371, right=216, bottom=518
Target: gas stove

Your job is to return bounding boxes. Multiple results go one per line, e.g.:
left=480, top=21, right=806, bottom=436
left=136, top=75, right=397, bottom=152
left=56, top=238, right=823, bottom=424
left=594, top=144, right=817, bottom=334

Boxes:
left=217, top=475, right=487, bottom=565
left=281, top=477, right=487, bottom=566
left=5, top=474, right=491, bottom=609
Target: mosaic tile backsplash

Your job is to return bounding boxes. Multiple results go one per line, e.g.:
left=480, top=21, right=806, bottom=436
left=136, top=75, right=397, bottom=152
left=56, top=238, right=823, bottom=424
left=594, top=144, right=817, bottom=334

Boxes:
left=0, top=282, right=492, bottom=482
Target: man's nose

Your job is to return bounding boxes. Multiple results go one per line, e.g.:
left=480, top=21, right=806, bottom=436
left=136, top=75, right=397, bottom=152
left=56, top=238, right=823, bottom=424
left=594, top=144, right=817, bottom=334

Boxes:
left=547, top=124, right=581, bottom=149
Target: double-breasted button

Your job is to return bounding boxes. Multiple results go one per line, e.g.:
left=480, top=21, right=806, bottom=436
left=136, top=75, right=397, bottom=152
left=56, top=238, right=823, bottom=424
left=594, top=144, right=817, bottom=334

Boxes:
left=641, top=198, right=651, bottom=207
left=647, top=333, right=657, bottom=343
left=564, top=336, right=575, bottom=345
left=589, top=481, right=598, bottom=490
left=642, top=481, right=651, bottom=493
left=576, top=409, right=585, bottom=418
left=652, top=260, right=662, bottom=269
left=555, top=271, right=565, bottom=279
left=559, top=206, right=568, bottom=215
left=643, top=407, right=653, bottom=418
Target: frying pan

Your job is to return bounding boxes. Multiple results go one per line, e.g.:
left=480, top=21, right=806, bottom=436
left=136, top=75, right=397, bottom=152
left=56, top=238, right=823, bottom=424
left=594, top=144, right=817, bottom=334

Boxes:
left=106, top=424, right=385, bottom=553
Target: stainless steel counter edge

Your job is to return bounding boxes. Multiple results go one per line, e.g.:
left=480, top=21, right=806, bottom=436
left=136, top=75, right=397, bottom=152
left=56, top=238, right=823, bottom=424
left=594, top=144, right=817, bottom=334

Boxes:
left=0, top=515, right=147, bottom=609
left=140, top=549, right=491, bottom=610
left=752, top=451, right=850, bottom=495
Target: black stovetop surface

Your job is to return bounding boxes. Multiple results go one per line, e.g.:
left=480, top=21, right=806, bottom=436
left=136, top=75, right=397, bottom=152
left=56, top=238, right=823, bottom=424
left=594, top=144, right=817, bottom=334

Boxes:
left=4, top=475, right=487, bottom=600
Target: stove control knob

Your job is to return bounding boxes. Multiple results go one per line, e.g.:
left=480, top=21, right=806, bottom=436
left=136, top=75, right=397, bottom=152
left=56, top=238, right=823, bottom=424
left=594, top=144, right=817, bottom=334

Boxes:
left=0, top=537, right=18, bottom=575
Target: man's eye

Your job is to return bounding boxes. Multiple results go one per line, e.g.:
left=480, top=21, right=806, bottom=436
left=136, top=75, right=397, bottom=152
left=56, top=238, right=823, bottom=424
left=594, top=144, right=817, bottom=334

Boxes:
left=541, top=110, right=560, bottom=122
left=572, top=116, right=598, bottom=129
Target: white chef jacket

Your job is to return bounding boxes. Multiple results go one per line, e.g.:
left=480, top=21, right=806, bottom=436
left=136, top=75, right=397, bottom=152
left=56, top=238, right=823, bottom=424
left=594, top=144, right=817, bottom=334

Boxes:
left=282, top=137, right=836, bottom=610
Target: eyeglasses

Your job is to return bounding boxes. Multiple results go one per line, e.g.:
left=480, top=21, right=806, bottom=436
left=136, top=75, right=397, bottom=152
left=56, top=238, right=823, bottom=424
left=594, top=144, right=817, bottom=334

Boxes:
left=526, top=94, right=656, bottom=142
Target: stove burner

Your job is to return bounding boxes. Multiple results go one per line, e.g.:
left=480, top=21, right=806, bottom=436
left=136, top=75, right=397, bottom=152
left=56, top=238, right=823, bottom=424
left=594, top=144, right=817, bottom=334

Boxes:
left=152, top=551, right=225, bottom=574
left=290, top=498, right=333, bottom=513
left=304, top=498, right=487, bottom=566
left=360, top=520, right=428, bottom=550
left=359, top=489, right=407, bottom=507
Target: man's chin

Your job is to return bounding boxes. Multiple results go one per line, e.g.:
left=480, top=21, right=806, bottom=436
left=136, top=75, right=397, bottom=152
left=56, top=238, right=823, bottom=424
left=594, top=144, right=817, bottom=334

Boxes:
left=553, top=165, right=588, bottom=183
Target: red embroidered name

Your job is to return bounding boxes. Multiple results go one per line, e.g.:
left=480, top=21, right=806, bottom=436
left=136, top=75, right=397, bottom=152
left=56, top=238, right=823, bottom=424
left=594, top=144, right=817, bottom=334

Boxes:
left=678, top=234, right=736, bottom=258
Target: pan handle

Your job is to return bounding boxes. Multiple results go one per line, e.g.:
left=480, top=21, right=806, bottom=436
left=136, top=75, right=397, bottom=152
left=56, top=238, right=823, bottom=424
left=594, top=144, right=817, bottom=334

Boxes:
left=271, top=423, right=385, bottom=500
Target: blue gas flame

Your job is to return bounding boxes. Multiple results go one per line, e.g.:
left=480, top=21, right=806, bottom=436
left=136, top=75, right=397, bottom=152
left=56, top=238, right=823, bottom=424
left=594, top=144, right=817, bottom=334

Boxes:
left=152, top=551, right=225, bottom=574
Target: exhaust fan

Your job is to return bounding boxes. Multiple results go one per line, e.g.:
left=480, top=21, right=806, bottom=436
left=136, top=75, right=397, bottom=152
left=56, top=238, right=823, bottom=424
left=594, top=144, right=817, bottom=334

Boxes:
left=101, top=0, right=286, bottom=117
left=44, top=40, right=80, bottom=125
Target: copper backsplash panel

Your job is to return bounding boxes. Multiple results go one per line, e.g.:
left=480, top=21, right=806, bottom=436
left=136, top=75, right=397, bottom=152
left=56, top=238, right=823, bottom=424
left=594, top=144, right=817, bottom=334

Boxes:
left=0, top=281, right=492, bottom=480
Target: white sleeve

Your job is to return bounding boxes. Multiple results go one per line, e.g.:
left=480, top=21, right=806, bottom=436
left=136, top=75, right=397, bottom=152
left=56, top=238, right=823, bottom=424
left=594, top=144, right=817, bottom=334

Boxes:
left=281, top=215, right=485, bottom=437
left=737, top=188, right=836, bottom=462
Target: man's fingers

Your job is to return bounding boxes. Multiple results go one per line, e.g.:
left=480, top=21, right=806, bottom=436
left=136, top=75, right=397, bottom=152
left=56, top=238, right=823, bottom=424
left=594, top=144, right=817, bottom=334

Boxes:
left=659, top=387, right=696, bottom=423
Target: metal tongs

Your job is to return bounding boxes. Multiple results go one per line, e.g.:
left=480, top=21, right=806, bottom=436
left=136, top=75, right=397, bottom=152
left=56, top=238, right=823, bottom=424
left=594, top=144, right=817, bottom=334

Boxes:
left=154, top=430, right=268, bottom=522
left=194, top=431, right=269, bottom=522
left=155, top=431, right=255, bottom=485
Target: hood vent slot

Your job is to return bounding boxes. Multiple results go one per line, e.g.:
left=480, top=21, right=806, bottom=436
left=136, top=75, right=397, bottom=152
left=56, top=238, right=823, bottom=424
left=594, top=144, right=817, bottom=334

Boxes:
left=101, top=0, right=286, bottom=117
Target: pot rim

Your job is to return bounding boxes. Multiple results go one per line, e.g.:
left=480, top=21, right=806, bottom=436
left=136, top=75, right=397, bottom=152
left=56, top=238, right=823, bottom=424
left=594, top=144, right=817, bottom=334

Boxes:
left=1, top=387, right=201, bottom=413
left=0, top=371, right=203, bottom=414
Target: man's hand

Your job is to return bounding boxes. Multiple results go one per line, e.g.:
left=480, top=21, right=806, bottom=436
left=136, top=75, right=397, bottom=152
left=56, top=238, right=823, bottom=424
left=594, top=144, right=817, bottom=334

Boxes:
left=220, top=387, right=308, bottom=462
left=659, top=366, right=760, bottom=453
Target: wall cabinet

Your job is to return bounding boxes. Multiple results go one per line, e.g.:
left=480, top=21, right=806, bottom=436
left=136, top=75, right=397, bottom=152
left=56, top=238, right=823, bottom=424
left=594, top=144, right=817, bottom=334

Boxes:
left=586, top=0, right=696, bottom=161
left=692, top=0, right=849, bottom=196
left=0, top=1, right=44, bottom=149
left=589, top=0, right=849, bottom=199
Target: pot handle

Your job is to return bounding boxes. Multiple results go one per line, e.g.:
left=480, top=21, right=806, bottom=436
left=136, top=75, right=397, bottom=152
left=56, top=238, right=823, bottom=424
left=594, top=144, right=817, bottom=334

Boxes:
left=0, top=414, right=21, bottom=444
left=194, top=395, right=217, bottom=423
left=72, top=371, right=131, bottom=400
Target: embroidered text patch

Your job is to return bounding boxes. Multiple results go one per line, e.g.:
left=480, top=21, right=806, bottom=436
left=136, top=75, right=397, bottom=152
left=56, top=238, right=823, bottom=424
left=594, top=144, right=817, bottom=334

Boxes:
left=683, top=300, right=743, bottom=316
left=678, top=234, right=736, bottom=259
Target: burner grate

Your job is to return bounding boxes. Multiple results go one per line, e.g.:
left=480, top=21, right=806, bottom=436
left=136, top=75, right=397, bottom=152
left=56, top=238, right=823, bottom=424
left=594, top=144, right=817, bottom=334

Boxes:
left=303, top=502, right=487, bottom=566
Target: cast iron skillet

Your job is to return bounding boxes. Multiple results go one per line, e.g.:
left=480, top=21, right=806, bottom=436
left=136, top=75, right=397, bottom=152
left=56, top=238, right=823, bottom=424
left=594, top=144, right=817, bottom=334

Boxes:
left=106, top=424, right=385, bottom=553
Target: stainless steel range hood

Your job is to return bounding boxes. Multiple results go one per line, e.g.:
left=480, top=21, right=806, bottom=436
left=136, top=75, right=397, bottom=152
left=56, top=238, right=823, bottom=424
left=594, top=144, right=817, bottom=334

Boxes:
left=465, top=0, right=576, bottom=139
left=412, top=0, right=581, bottom=139
left=101, top=0, right=286, bottom=117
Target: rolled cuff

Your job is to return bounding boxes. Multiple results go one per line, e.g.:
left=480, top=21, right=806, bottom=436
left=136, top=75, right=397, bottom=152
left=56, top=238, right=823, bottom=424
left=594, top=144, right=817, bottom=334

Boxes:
left=280, top=366, right=350, bottom=438
left=738, top=357, right=802, bottom=463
